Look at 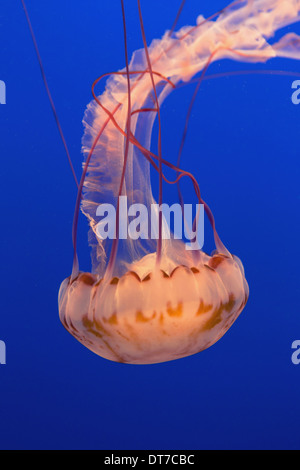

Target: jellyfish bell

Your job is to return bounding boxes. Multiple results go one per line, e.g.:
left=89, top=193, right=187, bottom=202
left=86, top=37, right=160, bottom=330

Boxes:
left=59, top=251, right=248, bottom=364
left=57, top=0, right=300, bottom=364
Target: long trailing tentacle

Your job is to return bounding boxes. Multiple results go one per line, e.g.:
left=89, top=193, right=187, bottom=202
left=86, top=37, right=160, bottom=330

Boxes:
left=20, top=0, right=78, bottom=188
left=169, top=0, right=187, bottom=37
left=69, top=0, right=298, bottom=276
left=72, top=0, right=256, bottom=276
left=137, top=0, right=164, bottom=265
left=105, top=0, right=133, bottom=280
left=22, top=0, right=300, bottom=279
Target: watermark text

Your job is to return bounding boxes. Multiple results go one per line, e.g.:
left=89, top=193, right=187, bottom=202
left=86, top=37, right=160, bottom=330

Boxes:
left=0, top=340, right=6, bottom=365
left=95, top=196, right=204, bottom=251
left=291, top=80, right=300, bottom=105
left=0, top=80, right=6, bottom=104
left=291, top=340, right=300, bottom=365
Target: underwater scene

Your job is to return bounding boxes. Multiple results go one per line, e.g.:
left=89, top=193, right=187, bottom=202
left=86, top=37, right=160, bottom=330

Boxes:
left=1, top=0, right=300, bottom=450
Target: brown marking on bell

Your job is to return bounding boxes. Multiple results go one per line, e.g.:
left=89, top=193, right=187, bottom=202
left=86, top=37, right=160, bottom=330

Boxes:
left=160, top=270, right=169, bottom=278
left=136, top=310, right=156, bottom=323
left=82, top=314, right=92, bottom=329
left=84, top=310, right=112, bottom=336
left=61, top=315, right=69, bottom=331
left=103, top=343, right=125, bottom=363
left=157, top=315, right=169, bottom=336
left=202, top=294, right=236, bottom=331
left=110, top=277, right=119, bottom=285
left=79, top=273, right=95, bottom=286
left=94, top=318, right=111, bottom=336
left=191, top=267, right=200, bottom=273
left=103, top=312, right=118, bottom=325
left=196, top=299, right=213, bottom=316
left=82, top=314, right=124, bottom=362
left=203, top=264, right=216, bottom=272
left=166, top=301, right=183, bottom=317
left=82, top=314, right=103, bottom=339
left=208, top=255, right=226, bottom=270
left=126, top=271, right=141, bottom=282
left=123, top=320, right=143, bottom=349
left=224, top=293, right=236, bottom=312
left=69, top=318, right=79, bottom=334
left=202, top=304, right=224, bottom=331
left=142, top=273, right=152, bottom=282
left=84, top=337, right=94, bottom=347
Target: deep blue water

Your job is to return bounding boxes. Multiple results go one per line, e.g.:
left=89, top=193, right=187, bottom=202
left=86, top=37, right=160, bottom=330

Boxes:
left=0, top=0, right=300, bottom=450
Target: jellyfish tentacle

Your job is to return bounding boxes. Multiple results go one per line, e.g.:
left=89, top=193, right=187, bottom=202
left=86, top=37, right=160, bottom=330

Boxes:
left=176, top=48, right=222, bottom=247
left=105, top=0, right=133, bottom=281
left=180, top=69, right=300, bottom=86
left=88, top=61, right=241, bottom=262
left=81, top=59, right=297, bottom=275
left=131, top=107, right=158, bottom=116
left=137, top=0, right=164, bottom=266
left=78, top=0, right=300, bottom=278
left=91, top=77, right=203, bottom=194
left=60, top=0, right=300, bottom=363
left=169, top=0, right=187, bottom=37
left=176, top=49, right=219, bottom=176
left=75, top=1, right=249, bottom=274
left=90, top=94, right=228, bottom=259
left=92, top=70, right=176, bottom=90
left=89, top=49, right=232, bottom=259
left=21, top=0, right=78, bottom=188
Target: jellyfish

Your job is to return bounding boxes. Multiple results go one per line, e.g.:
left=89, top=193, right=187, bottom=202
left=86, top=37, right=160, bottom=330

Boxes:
left=23, top=0, right=300, bottom=364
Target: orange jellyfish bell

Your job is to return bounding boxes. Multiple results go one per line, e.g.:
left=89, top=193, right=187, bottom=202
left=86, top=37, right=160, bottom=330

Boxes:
left=58, top=0, right=300, bottom=364
left=59, top=252, right=248, bottom=364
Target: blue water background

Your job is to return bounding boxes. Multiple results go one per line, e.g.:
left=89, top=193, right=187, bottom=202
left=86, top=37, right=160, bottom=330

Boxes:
left=0, top=0, right=300, bottom=449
